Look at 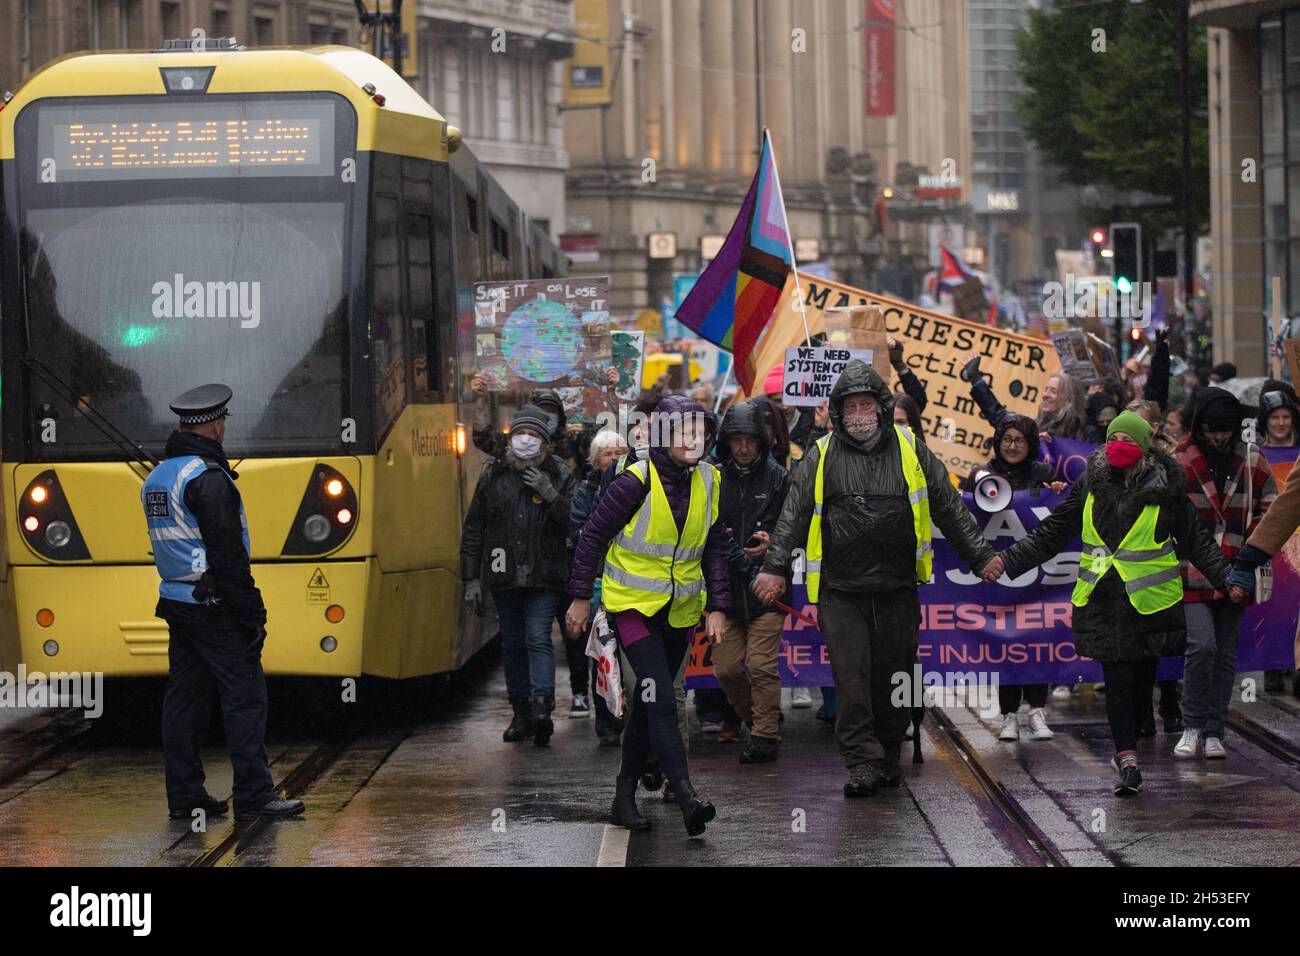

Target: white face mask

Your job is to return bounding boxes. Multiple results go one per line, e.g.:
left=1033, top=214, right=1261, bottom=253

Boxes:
left=511, top=433, right=542, bottom=458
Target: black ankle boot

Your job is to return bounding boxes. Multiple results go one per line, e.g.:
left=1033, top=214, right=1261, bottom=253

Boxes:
left=503, top=705, right=534, bottom=742
left=610, top=776, right=651, bottom=831
left=673, top=779, right=716, bottom=837
left=879, top=744, right=902, bottom=788
left=531, top=698, right=554, bottom=747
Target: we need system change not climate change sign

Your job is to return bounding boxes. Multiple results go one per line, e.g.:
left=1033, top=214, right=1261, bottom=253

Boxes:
left=781, top=346, right=874, bottom=407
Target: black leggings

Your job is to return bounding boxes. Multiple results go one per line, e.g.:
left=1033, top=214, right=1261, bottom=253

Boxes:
left=617, top=621, right=690, bottom=787
left=1100, top=660, right=1157, bottom=754
left=999, top=683, right=1048, bottom=714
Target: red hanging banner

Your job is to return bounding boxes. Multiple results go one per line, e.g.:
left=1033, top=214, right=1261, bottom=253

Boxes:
left=865, top=0, right=897, bottom=117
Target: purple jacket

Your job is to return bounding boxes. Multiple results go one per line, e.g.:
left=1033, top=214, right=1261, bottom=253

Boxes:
left=568, top=444, right=732, bottom=612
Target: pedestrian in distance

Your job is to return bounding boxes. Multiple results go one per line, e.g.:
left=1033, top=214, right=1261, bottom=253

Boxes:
left=141, top=384, right=304, bottom=822
left=981, top=412, right=1240, bottom=796
left=960, top=352, right=1088, bottom=441
left=461, top=405, right=577, bottom=747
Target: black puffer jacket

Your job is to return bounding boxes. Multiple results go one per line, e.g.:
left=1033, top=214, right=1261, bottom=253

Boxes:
left=460, top=450, right=577, bottom=591
left=763, top=360, right=994, bottom=593
left=1000, top=448, right=1228, bottom=662
left=717, top=402, right=792, bottom=620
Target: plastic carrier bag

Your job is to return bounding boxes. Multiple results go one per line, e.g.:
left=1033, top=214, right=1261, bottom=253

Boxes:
left=585, top=607, right=625, bottom=719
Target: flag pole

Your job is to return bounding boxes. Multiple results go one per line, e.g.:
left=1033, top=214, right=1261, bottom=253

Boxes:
left=714, top=361, right=732, bottom=415
left=765, top=127, right=813, bottom=347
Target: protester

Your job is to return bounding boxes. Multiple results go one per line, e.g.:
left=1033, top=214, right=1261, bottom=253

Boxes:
left=753, top=360, right=998, bottom=797
left=960, top=414, right=1061, bottom=740
left=461, top=405, right=577, bottom=747
left=983, top=411, right=1235, bottom=795
left=707, top=402, right=793, bottom=763
left=1209, top=362, right=1237, bottom=385
left=751, top=393, right=796, bottom=468
left=1126, top=398, right=1186, bottom=733
left=1083, top=390, right=1121, bottom=444
left=570, top=429, right=629, bottom=746
left=566, top=396, right=730, bottom=836
left=1257, top=388, right=1299, bottom=447
left=893, top=394, right=925, bottom=442
left=1173, top=388, right=1277, bottom=759
left=961, top=354, right=1088, bottom=440
left=1228, top=447, right=1300, bottom=699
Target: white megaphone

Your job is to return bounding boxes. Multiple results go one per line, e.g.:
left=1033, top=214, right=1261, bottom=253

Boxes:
left=971, top=469, right=1013, bottom=513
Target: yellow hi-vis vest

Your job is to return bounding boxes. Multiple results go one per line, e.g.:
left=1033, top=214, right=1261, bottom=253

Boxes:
left=1072, top=494, right=1182, bottom=614
left=804, top=425, right=932, bottom=603
left=601, top=457, right=720, bottom=627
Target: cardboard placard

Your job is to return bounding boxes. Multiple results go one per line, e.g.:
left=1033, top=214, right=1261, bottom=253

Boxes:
left=782, top=346, right=875, bottom=407
left=611, top=330, right=644, bottom=401
left=1285, top=337, right=1300, bottom=386
left=754, top=274, right=1060, bottom=478
left=823, top=305, right=893, bottom=385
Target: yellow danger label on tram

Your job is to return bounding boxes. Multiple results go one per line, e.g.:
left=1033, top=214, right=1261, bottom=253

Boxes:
left=307, top=568, right=330, bottom=604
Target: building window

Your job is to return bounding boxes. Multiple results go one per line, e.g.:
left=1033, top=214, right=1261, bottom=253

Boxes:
left=213, top=6, right=230, bottom=39
left=254, top=15, right=274, bottom=47
left=161, top=1, right=181, bottom=40
left=1259, top=14, right=1300, bottom=310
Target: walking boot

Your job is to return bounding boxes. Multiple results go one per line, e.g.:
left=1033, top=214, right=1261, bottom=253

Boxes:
left=879, top=745, right=903, bottom=788
left=640, top=759, right=665, bottom=792
left=739, top=735, right=780, bottom=764
left=168, top=792, right=229, bottom=820
left=674, top=779, right=716, bottom=837
left=609, top=776, right=651, bottom=831
left=502, top=704, right=534, bottom=742
left=844, top=762, right=881, bottom=798
left=531, top=698, right=554, bottom=747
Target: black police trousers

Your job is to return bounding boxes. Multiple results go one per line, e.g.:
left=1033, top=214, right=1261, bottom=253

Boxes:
left=160, top=610, right=275, bottom=812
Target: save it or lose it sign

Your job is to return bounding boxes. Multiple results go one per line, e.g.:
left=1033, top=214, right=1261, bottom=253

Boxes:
left=782, top=346, right=874, bottom=407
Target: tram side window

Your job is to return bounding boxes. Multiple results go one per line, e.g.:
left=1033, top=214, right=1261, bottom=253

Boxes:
left=406, top=213, right=440, bottom=398
left=372, top=195, right=407, bottom=435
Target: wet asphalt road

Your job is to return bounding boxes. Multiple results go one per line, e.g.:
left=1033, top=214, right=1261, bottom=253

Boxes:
left=1, top=649, right=1297, bottom=866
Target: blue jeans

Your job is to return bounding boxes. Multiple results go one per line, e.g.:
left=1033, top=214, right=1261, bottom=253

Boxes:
left=494, top=587, right=561, bottom=712
left=1182, top=600, right=1244, bottom=739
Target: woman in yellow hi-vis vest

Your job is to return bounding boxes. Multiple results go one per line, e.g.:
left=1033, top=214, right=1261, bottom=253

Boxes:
left=566, top=396, right=731, bottom=838
left=984, top=412, right=1236, bottom=797
left=754, top=361, right=998, bottom=799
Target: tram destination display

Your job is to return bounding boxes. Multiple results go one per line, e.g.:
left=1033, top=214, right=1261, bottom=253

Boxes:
left=33, top=98, right=336, bottom=180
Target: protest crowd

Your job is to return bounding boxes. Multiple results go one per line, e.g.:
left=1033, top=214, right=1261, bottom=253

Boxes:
left=459, top=315, right=1300, bottom=833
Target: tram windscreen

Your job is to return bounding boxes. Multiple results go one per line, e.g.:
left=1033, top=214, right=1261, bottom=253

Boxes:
left=21, top=199, right=348, bottom=457
left=17, top=97, right=352, bottom=460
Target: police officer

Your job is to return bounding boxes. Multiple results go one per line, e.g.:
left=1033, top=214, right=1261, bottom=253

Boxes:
left=141, top=384, right=304, bottom=821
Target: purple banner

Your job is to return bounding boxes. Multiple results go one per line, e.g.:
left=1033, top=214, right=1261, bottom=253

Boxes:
left=687, top=463, right=1299, bottom=688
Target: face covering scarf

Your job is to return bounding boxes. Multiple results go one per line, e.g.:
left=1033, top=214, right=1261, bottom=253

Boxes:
left=511, top=433, right=542, bottom=459
left=1105, top=439, right=1143, bottom=469
left=843, top=411, right=879, bottom=440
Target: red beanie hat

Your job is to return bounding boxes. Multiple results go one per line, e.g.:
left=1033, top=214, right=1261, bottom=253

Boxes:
left=763, top=363, right=784, bottom=397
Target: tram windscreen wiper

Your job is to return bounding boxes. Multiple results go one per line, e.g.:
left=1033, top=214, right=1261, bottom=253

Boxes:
left=21, top=353, right=159, bottom=470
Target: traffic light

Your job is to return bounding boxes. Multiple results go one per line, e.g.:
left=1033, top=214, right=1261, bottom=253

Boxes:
left=1090, top=227, right=1106, bottom=246
left=1110, top=222, right=1141, bottom=294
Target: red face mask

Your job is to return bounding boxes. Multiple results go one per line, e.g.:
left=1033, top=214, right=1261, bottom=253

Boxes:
left=1105, top=439, right=1143, bottom=469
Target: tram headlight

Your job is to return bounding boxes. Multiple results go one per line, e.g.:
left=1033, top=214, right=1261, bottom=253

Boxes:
left=45, top=521, right=72, bottom=549
left=281, top=465, right=359, bottom=556
left=303, top=514, right=331, bottom=543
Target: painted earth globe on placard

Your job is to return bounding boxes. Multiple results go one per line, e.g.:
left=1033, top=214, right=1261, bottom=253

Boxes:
left=500, top=299, right=581, bottom=382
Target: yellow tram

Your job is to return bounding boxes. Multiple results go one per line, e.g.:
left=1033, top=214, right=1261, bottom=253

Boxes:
left=0, top=39, right=563, bottom=679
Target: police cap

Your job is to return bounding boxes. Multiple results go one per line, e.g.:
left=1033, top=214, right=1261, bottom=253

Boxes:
left=169, top=384, right=233, bottom=425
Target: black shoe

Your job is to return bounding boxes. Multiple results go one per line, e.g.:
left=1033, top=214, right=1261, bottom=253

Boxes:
left=674, top=780, right=716, bottom=837
left=959, top=353, right=982, bottom=383
left=234, top=797, right=305, bottom=821
left=844, top=762, right=881, bottom=798
left=1162, top=714, right=1184, bottom=734
left=879, top=746, right=903, bottom=788
left=739, top=735, right=780, bottom=765
left=503, top=708, right=534, bottom=742
left=640, top=761, right=665, bottom=792
left=662, top=780, right=677, bottom=802
left=610, top=776, right=651, bottom=831
left=597, top=729, right=622, bottom=748
left=1265, top=671, right=1285, bottom=693
left=168, top=793, right=228, bottom=820
left=1113, top=764, right=1142, bottom=797
left=531, top=699, right=554, bottom=747
left=1137, top=711, right=1157, bottom=739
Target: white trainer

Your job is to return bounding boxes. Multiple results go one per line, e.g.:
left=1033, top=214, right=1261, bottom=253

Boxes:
left=1203, top=736, right=1227, bottom=759
left=998, top=712, right=1020, bottom=741
left=1173, top=728, right=1202, bottom=758
left=1027, top=707, right=1055, bottom=739
left=791, top=686, right=813, bottom=709
left=1051, top=684, right=1073, bottom=701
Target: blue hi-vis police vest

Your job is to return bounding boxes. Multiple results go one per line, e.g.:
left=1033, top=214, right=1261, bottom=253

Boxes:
left=141, top=455, right=250, bottom=604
